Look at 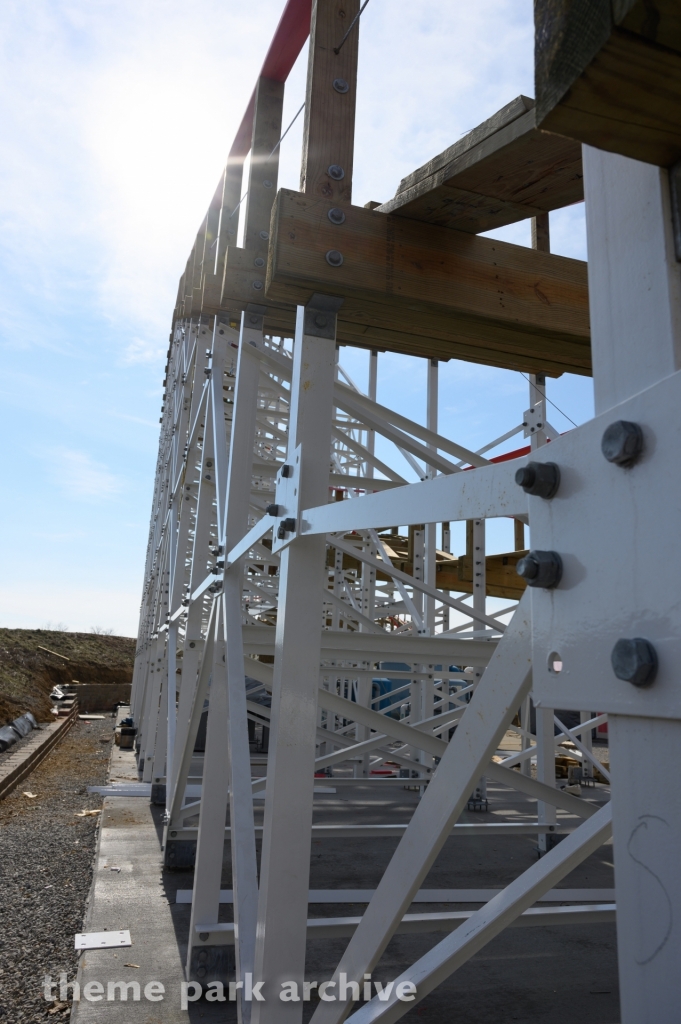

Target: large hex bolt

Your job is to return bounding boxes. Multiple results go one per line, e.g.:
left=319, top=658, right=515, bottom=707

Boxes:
left=601, top=420, right=643, bottom=466
left=516, top=550, right=563, bottom=589
left=515, top=461, right=560, bottom=498
left=611, top=637, right=658, bottom=687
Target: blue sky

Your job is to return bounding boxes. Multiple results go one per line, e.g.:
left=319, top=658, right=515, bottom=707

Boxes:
left=0, top=0, right=592, bottom=636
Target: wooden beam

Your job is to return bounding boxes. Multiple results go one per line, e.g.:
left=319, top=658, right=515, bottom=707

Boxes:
left=265, top=189, right=590, bottom=373
left=300, top=0, right=360, bottom=201
left=206, top=243, right=590, bottom=374
left=327, top=541, right=527, bottom=601
left=379, top=97, right=583, bottom=234
left=535, top=0, right=681, bottom=167
left=202, top=77, right=284, bottom=316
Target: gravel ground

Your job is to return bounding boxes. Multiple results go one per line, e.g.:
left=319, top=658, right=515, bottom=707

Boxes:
left=0, top=718, right=116, bottom=1022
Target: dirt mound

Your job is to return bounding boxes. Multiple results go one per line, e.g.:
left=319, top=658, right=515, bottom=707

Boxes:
left=0, top=629, right=135, bottom=725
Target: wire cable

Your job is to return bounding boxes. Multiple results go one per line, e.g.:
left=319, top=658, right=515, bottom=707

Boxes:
left=333, top=0, right=372, bottom=54
left=268, top=102, right=306, bottom=159
left=519, top=372, right=578, bottom=428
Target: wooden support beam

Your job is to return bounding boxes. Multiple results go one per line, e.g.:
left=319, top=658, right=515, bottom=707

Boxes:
left=535, top=0, right=681, bottom=167
left=264, top=189, right=590, bottom=374
left=379, top=96, right=583, bottom=234
left=300, top=0, right=360, bottom=201
left=327, top=540, right=527, bottom=601
left=243, top=77, right=285, bottom=253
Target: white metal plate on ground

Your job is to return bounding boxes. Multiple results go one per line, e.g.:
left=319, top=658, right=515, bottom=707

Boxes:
left=74, top=930, right=131, bottom=950
left=530, top=369, right=681, bottom=718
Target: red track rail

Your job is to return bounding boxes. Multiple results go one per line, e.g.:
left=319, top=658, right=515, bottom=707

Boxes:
left=229, top=0, right=312, bottom=159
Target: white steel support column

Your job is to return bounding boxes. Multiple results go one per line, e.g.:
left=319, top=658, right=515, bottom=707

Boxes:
left=310, top=598, right=533, bottom=1024
left=584, top=146, right=681, bottom=1022
left=424, top=358, right=438, bottom=636
left=252, top=298, right=340, bottom=1023
left=530, top=215, right=556, bottom=853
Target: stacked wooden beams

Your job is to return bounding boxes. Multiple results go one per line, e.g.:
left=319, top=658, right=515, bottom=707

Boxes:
left=535, top=0, right=681, bottom=167
left=262, top=189, right=590, bottom=376
left=327, top=534, right=528, bottom=601
left=378, top=95, right=584, bottom=234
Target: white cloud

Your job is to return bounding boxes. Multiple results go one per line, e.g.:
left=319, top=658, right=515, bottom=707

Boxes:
left=46, top=447, right=123, bottom=499
left=121, top=336, right=167, bottom=366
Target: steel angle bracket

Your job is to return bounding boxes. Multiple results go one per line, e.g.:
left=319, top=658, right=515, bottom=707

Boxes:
left=271, top=443, right=303, bottom=554
left=529, top=368, right=681, bottom=719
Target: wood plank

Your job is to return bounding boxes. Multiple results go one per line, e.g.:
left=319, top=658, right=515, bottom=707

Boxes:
left=208, top=244, right=589, bottom=374
left=535, top=0, right=681, bottom=167
left=300, top=0, right=360, bottom=201
left=326, top=541, right=527, bottom=601
left=378, top=99, right=583, bottom=234
left=266, top=189, right=590, bottom=367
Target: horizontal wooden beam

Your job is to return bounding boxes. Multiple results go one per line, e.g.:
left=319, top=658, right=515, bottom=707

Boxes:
left=327, top=543, right=527, bottom=601
left=379, top=96, right=583, bottom=234
left=264, top=189, right=590, bottom=374
left=535, top=0, right=681, bottom=167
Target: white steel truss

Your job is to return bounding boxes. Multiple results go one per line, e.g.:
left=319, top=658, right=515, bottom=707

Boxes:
left=128, top=3, right=681, bottom=1022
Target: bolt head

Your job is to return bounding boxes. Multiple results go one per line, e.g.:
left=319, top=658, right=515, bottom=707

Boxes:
left=252, top=280, right=263, bottom=290
left=249, top=315, right=259, bottom=324
left=611, top=637, right=658, bottom=687
left=333, top=77, right=349, bottom=93
left=516, top=550, right=563, bottom=589
left=328, top=164, right=345, bottom=181
left=326, top=249, right=344, bottom=267
left=601, top=420, right=643, bottom=466
left=328, top=207, right=346, bottom=225
left=260, top=230, right=269, bottom=240
left=515, top=461, right=560, bottom=499
left=315, top=313, right=328, bottom=328
left=262, top=179, right=273, bottom=188
left=254, top=257, right=265, bottom=268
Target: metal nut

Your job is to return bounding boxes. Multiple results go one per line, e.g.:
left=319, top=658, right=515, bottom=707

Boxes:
left=333, top=77, right=349, bottom=93
left=266, top=504, right=280, bottom=517
left=515, top=461, right=560, bottom=499
left=283, top=517, right=296, bottom=532
left=326, top=249, right=344, bottom=267
left=611, top=637, right=658, bottom=687
left=327, top=164, right=345, bottom=180
left=601, top=420, right=643, bottom=467
left=516, top=550, right=563, bottom=589
left=281, top=464, right=292, bottom=478
left=328, top=207, right=346, bottom=225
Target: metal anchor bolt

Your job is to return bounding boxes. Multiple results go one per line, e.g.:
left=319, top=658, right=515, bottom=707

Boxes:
left=601, top=420, right=643, bottom=466
left=326, top=249, right=344, bottom=267
left=516, top=550, right=563, bottom=589
left=515, top=461, right=560, bottom=498
left=611, top=637, right=658, bottom=687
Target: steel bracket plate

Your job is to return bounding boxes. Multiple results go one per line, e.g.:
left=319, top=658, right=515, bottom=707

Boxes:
left=530, top=368, right=681, bottom=719
left=271, top=444, right=303, bottom=554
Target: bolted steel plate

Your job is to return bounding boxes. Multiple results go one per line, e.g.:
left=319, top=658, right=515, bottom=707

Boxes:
left=529, top=368, right=681, bottom=719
